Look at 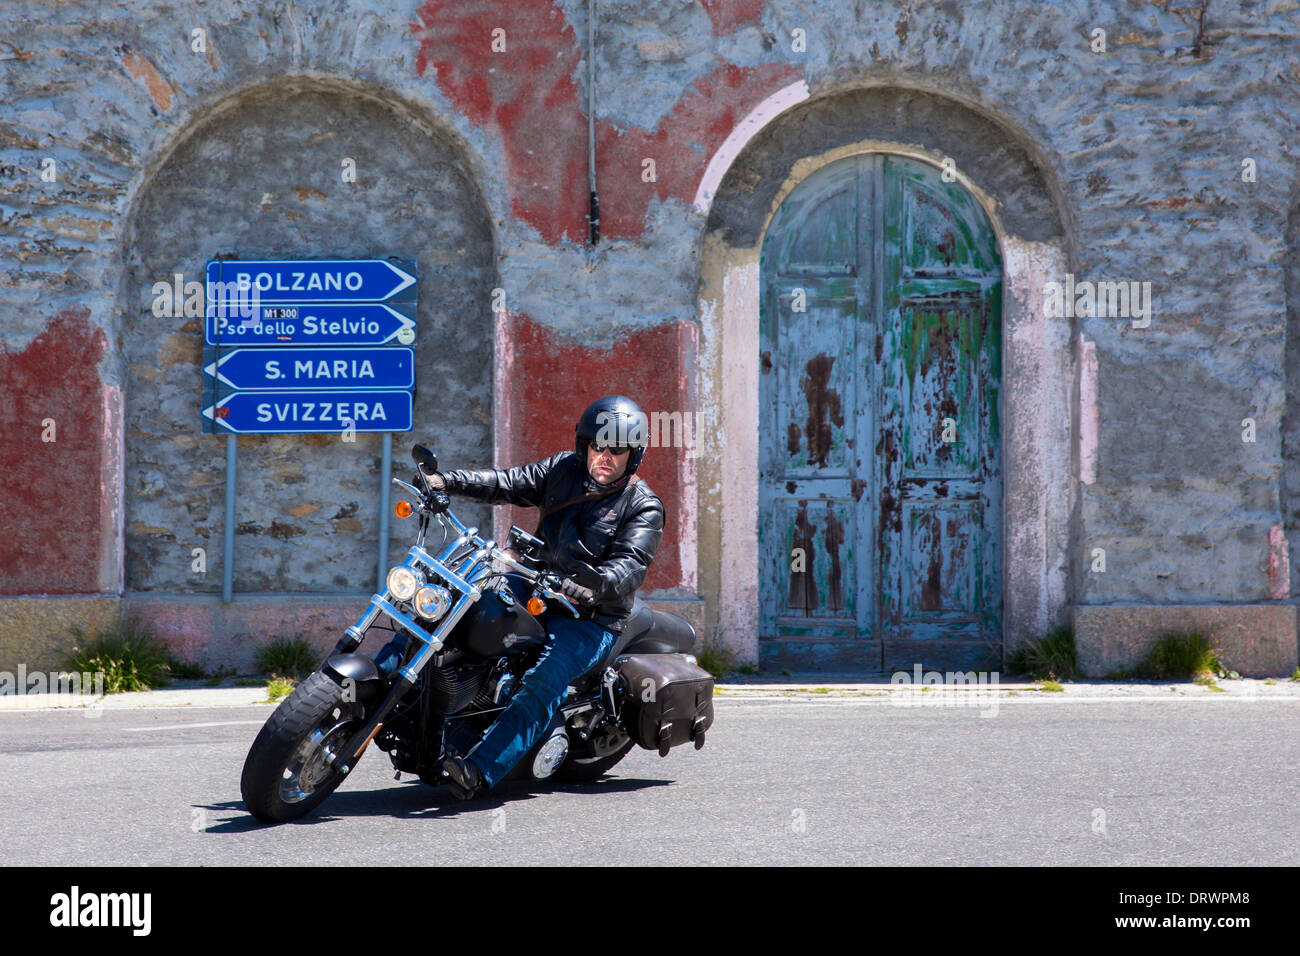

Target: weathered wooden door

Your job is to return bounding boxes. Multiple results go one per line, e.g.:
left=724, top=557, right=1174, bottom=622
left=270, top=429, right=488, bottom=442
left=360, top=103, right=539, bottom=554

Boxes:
left=758, top=153, right=1002, bottom=673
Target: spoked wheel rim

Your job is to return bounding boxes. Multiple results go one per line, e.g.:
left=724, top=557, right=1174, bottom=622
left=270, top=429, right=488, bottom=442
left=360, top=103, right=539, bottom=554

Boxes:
left=279, top=705, right=358, bottom=804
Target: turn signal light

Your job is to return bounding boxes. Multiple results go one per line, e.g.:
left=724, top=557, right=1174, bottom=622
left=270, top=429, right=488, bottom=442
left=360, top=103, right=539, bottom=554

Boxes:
left=526, top=596, right=546, bottom=615
left=395, top=500, right=413, bottom=518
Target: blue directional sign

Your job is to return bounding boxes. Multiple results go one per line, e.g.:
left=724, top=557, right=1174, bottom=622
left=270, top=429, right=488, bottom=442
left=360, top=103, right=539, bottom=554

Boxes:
left=202, top=390, right=414, bottom=434
left=202, top=257, right=418, bottom=435
left=204, top=302, right=417, bottom=346
left=203, top=347, right=414, bottom=391
left=206, top=259, right=417, bottom=304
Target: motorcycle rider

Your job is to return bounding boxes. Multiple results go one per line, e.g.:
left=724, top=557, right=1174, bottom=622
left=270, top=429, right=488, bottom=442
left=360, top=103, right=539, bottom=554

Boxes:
left=404, top=395, right=663, bottom=799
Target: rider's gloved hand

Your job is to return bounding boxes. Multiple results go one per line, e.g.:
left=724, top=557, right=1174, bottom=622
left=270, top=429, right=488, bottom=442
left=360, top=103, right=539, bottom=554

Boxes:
left=425, top=471, right=447, bottom=491
left=559, top=577, right=596, bottom=607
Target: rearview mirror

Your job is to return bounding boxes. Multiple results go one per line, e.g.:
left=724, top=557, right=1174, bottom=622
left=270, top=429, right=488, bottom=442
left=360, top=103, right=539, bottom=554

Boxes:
left=412, top=445, right=438, bottom=475
left=508, top=525, right=545, bottom=557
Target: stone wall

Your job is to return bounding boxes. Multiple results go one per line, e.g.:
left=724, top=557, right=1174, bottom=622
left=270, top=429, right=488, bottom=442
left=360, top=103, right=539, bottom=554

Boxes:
left=2, top=0, right=1298, bottom=669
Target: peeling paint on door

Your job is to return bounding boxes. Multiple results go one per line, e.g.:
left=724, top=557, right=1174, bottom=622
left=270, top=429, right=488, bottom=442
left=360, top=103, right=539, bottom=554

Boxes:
left=759, top=153, right=1002, bottom=672
left=802, top=354, right=844, bottom=468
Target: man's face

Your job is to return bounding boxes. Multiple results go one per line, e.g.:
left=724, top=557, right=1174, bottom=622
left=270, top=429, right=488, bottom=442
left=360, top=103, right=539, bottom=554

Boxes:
left=586, top=442, right=631, bottom=485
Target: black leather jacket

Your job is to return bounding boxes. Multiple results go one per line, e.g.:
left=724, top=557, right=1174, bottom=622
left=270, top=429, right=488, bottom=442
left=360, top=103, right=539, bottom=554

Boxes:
left=439, top=451, right=664, bottom=632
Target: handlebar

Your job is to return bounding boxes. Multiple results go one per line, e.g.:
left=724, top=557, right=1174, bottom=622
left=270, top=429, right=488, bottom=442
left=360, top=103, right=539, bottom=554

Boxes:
left=391, top=476, right=583, bottom=618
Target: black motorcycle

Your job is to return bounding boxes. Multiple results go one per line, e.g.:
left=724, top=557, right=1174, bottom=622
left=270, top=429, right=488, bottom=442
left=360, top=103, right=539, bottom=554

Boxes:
left=240, top=444, right=714, bottom=823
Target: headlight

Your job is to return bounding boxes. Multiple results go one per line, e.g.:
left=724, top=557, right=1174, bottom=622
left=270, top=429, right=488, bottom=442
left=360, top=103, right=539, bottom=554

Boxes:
left=386, top=565, right=423, bottom=601
left=414, top=585, right=452, bottom=621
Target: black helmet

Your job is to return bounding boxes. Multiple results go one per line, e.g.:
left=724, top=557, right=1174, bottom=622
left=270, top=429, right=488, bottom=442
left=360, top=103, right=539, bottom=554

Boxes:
left=575, top=395, right=650, bottom=475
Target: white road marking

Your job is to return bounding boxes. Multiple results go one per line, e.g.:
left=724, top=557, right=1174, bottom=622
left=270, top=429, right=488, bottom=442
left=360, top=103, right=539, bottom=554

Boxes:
left=123, top=720, right=267, bottom=732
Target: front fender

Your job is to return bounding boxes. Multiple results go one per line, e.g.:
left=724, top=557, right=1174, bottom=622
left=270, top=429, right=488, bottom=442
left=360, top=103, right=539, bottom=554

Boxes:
left=322, top=653, right=386, bottom=703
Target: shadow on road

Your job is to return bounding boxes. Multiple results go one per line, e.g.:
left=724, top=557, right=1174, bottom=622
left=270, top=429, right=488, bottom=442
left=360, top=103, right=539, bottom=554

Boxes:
left=199, top=775, right=673, bottom=830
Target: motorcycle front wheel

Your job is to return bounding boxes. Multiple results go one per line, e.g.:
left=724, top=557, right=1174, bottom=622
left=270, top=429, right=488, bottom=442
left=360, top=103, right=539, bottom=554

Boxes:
left=241, top=671, right=365, bottom=823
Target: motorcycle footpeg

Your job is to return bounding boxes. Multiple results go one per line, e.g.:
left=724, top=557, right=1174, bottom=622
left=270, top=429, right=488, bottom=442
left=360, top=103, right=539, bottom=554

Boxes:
left=577, top=708, right=606, bottom=741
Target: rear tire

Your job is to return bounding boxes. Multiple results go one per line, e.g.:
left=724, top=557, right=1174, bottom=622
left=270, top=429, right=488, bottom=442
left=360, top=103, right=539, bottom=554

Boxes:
left=241, top=671, right=364, bottom=823
left=556, top=726, right=635, bottom=782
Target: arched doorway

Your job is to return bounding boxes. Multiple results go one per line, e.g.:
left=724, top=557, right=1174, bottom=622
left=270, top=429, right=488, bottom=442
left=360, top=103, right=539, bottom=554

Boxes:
left=758, top=153, right=1003, bottom=672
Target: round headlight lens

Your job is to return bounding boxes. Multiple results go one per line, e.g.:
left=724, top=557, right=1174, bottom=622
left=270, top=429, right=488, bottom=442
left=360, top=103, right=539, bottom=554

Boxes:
left=414, top=585, right=452, bottom=621
left=386, top=566, right=422, bottom=601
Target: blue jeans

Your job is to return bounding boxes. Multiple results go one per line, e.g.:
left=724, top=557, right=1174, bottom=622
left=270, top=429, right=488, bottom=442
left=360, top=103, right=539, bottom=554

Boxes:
left=466, top=615, right=616, bottom=789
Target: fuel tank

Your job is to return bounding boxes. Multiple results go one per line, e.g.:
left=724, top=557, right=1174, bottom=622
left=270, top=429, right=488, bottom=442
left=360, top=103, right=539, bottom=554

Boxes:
left=451, top=576, right=548, bottom=658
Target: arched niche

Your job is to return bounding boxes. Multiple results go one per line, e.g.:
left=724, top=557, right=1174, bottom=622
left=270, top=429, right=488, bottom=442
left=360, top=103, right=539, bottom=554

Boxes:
left=117, top=77, right=496, bottom=594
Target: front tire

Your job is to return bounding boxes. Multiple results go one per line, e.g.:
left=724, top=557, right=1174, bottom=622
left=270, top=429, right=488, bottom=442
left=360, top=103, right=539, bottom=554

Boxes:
left=241, top=671, right=364, bottom=823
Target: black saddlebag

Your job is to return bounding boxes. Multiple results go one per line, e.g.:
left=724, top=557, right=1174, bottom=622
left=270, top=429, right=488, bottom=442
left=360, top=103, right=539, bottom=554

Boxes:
left=615, top=654, right=714, bottom=756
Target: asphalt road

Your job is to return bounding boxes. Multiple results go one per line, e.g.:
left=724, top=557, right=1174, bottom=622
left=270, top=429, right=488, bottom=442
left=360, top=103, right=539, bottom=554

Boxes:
left=1, top=693, right=1297, bottom=866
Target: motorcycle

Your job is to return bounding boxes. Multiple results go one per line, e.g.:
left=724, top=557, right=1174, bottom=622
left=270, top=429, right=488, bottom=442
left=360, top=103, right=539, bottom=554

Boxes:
left=241, top=444, right=714, bottom=823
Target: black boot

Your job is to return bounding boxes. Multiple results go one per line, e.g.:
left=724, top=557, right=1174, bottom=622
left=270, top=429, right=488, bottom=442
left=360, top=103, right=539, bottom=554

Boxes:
left=439, top=754, right=485, bottom=800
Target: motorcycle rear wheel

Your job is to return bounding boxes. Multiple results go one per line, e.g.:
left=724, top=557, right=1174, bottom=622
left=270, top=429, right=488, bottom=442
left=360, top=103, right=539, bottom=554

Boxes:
left=556, top=725, right=635, bottom=782
left=241, top=671, right=364, bottom=823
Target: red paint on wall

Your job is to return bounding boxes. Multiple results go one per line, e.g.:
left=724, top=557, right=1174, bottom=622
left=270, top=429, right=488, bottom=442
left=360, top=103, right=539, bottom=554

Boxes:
left=699, top=0, right=766, bottom=36
left=497, top=312, right=693, bottom=592
left=593, top=61, right=795, bottom=240
left=411, top=0, right=587, bottom=242
left=1268, top=524, right=1289, bottom=600
left=0, top=309, right=108, bottom=593
left=410, top=0, right=798, bottom=242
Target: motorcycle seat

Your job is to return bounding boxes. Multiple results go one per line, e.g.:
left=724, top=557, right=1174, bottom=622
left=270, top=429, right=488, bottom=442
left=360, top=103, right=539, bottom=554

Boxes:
left=616, top=597, right=696, bottom=656
left=497, top=574, right=694, bottom=657
left=616, top=596, right=656, bottom=649
left=569, top=598, right=699, bottom=683
left=577, top=597, right=696, bottom=680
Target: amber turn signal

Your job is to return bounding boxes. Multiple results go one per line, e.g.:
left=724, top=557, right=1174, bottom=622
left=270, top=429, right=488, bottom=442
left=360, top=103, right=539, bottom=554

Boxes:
left=526, top=596, right=546, bottom=616
left=394, top=500, right=413, bottom=518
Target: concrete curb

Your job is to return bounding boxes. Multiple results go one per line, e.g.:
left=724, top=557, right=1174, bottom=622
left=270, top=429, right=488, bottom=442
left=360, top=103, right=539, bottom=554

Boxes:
left=713, top=681, right=1300, bottom=700
left=0, top=685, right=280, bottom=711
